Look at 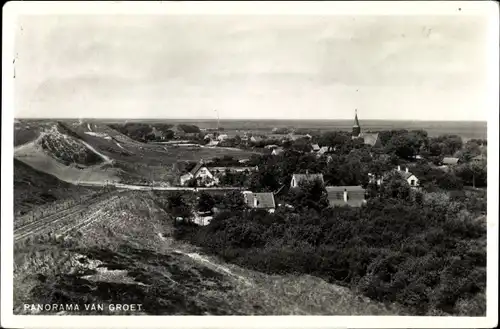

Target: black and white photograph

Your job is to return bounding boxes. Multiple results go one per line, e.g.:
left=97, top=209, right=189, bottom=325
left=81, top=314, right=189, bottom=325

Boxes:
left=1, top=1, right=498, bottom=328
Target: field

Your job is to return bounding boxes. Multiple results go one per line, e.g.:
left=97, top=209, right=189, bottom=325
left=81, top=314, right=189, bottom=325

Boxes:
left=13, top=190, right=404, bottom=315
left=97, top=118, right=487, bottom=140
left=14, top=120, right=258, bottom=186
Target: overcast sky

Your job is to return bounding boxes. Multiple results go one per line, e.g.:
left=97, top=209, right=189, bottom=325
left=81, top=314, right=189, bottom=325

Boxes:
left=14, top=14, right=489, bottom=121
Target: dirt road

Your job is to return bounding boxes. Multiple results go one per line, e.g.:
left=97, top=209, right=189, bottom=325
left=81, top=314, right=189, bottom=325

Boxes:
left=77, top=181, right=243, bottom=192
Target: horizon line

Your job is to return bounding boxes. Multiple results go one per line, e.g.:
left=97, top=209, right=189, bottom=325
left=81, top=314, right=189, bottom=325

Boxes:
left=14, top=117, right=488, bottom=123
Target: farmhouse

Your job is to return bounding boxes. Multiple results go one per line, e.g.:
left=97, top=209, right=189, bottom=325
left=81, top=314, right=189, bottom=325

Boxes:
left=179, top=160, right=218, bottom=186
left=326, top=186, right=366, bottom=207
left=382, top=166, right=419, bottom=188
left=242, top=191, right=276, bottom=213
left=290, top=172, right=325, bottom=188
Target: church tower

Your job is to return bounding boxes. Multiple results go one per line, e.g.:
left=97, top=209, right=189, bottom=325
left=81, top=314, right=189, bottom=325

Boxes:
left=352, top=109, right=361, bottom=137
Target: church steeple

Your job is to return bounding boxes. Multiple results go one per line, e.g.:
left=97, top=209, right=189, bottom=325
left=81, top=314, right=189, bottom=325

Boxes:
left=352, top=109, right=361, bottom=137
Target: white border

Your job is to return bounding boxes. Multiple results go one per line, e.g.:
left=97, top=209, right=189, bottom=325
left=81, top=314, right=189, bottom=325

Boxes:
left=1, top=1, right=498, bottom=328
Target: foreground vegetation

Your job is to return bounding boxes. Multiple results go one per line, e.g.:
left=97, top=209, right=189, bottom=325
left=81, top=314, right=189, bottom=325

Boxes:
left=14, top=192, right=402, bottom=315
left=173, top=182, right=486, bottom=316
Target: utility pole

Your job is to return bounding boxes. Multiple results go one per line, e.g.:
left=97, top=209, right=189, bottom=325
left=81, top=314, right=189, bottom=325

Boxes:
left=214, top=109, right=220, bottom=131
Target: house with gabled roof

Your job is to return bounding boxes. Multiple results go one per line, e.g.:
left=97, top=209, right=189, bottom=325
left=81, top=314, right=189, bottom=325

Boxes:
left=290, top=172, right=325, bottom=188
left=326, top=186, right=366, bottom=207
left=381, top=165, right=419, bottom=188
left=179, top=160, right=218, bottom=186
left=242, top=191, right=276, bottom=213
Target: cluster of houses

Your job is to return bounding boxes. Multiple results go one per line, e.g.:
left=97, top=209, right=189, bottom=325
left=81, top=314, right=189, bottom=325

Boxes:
left=179, top=159, right=259, bottom=186
left=178, top=110, right=487, bottom=226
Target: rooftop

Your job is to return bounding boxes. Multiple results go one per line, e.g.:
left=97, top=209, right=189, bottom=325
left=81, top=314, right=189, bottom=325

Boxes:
left=442, top=157, right=460, bottom=165
left=326, top=185, right=366, bottom=208
left=243, top=192, right=276, bottom=209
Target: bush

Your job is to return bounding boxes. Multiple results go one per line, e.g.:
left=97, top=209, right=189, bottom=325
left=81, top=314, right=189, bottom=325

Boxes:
left=174, top=190, right=486, bottom=316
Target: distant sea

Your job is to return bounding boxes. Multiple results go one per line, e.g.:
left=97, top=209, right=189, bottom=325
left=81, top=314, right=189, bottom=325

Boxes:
left=19, top=118, right=488, bottom=140
left=103, top=119, right=487, bottom=140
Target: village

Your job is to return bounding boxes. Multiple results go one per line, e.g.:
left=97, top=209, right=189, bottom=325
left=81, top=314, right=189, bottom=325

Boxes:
left=149, top=111, right=487, bottom=227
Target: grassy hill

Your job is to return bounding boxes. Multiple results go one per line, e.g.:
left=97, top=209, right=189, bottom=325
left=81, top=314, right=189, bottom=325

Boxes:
left=14, top=159, right=95, bottom=215
left=14, top=191, right=404, bottom=315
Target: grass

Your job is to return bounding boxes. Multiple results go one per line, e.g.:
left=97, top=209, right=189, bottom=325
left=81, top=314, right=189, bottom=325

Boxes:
left=14, top=120, right=258, bottom=186
left=13, top=191, right=405, bottom=315
left=14, top=159, right=97, bottom=215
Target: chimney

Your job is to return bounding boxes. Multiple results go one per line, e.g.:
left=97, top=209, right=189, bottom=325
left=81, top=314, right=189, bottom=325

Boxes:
left=306, top=169, right=309, bottom=175
left=406, top=167, right=409, bottom=173
left=343, top=189, right=348, bottom=202
left=254, top=197, right=259, bottom=208
left=397, top=165, right=401, bottom=171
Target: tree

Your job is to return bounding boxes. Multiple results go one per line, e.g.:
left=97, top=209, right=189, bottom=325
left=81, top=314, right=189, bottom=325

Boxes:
left=197, top=192, right=215, bottom=213
left=286, top=178, right=328, bottom=212
left=219, top=190, right=246, bottom=212
left=456, top=161, right=487, bottom=188
left=385, top=134, right=419, bottom=160
left=380, top=173, right=412, bottom=201
left=318, top=131, right=350, bottom=151
left=167, top=192, right=191, bottom=220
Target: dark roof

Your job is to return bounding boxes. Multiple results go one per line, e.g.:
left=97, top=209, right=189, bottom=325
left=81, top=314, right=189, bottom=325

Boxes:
left=244, top=192, right=276, bottom=209
left=399, top=171, right=415, bottom=180
left=442, top=157, right=460, bottom=165
left=292, top=173, right=325, bottom=186
left=326, top=186, right=365, bottom=192
left=326, top=186, right=365, bottom=208
left=190, top=162, right=205, bottom=175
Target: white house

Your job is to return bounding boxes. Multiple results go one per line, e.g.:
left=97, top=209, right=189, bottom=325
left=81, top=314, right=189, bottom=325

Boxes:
left=179, top=160, right=218, bottom=186
left=217, top=134, right=229, bottom=141
left=381, top=165, right=419, bottom=188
